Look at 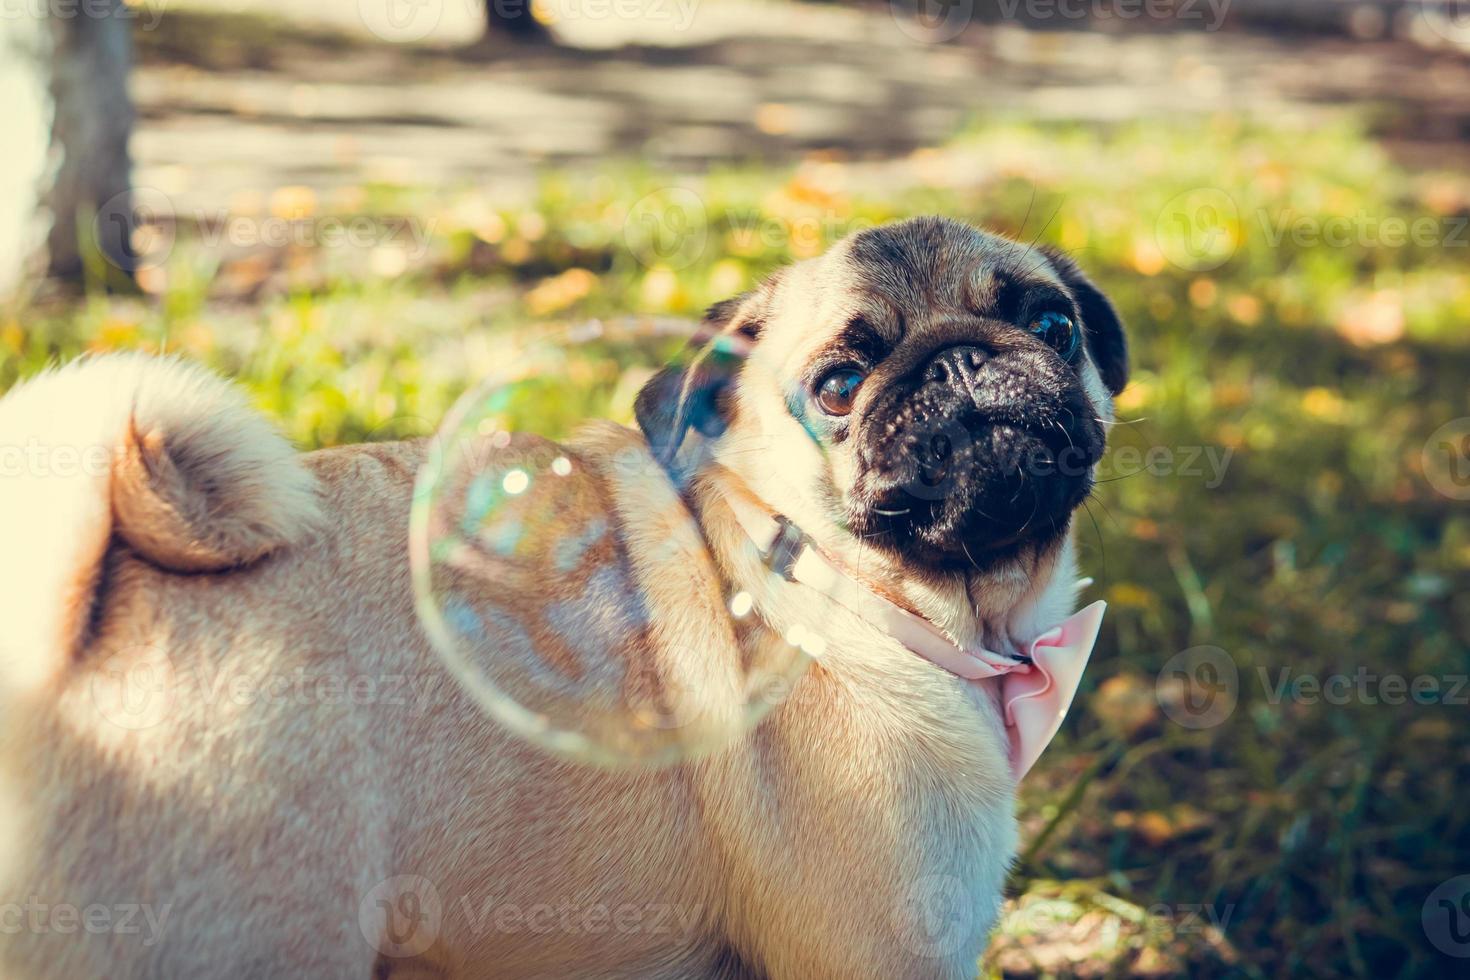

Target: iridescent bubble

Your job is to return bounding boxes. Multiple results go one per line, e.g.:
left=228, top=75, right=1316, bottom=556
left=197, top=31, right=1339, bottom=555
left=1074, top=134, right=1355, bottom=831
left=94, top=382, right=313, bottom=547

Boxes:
left=409, top=319, right=814, bottom=766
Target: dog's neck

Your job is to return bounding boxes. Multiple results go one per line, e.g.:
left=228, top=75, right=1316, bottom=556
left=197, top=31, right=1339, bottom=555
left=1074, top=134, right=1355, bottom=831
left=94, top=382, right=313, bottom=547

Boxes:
left=687, top=459, right=1079, bottom=662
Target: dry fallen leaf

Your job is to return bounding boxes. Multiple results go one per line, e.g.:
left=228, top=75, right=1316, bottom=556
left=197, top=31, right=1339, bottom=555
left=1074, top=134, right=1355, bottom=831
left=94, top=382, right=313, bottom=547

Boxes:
left=1091, top=674, right=1159, bottom=736
left=1334, top=289, right=1404, bottom=346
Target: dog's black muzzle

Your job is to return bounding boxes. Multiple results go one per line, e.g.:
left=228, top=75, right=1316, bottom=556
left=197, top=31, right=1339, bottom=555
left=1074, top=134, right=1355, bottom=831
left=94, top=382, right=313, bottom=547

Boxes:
left=851, top=343, right=1104, bottom=570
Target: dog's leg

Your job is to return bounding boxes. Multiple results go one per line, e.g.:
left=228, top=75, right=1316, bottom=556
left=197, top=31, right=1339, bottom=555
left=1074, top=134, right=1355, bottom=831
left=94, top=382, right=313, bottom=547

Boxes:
left=702, top=683, right=1013, bottom=980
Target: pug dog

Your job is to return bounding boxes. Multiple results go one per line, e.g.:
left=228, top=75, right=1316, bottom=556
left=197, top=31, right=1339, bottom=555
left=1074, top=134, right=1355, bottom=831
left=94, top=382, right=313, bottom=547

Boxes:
left=0, top=216, right=1126, bottom=980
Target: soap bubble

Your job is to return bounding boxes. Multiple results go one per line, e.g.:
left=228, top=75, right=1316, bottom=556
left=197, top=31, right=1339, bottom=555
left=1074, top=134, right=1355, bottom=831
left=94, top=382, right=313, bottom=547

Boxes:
left=409, top=318, right=815, bottom=767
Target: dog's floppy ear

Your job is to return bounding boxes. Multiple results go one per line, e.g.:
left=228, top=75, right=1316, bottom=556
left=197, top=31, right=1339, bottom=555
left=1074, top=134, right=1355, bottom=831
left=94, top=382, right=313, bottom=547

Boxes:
left=634, top=287, right=768, bottom=466
left=1043, top=247, right=1129, bottom=396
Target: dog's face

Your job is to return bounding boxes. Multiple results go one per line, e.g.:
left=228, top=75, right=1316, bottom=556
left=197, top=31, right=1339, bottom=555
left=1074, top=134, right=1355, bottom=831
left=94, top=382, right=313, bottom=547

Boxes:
left=637, top=216, right=1128, bottom=575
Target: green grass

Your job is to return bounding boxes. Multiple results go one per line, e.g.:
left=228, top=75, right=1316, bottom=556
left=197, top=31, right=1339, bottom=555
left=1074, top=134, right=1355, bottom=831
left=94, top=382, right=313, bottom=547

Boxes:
left=5, top=117, right=1468, bottom=978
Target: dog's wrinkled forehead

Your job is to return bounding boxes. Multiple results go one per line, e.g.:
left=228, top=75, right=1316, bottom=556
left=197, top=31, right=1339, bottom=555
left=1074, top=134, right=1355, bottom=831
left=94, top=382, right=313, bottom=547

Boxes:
left=828, top=217, right=1063, bottom=326
left=745, top=215, right=1131, bottom=401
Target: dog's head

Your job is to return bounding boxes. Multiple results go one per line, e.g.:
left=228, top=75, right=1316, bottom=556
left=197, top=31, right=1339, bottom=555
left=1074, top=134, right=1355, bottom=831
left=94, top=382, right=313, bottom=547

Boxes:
left=636, top=216, right=1127, bottom=577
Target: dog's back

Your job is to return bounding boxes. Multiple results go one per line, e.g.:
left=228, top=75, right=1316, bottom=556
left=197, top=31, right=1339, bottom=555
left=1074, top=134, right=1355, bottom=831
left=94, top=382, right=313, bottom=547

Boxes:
left=0, top=356, right=723, bottom=980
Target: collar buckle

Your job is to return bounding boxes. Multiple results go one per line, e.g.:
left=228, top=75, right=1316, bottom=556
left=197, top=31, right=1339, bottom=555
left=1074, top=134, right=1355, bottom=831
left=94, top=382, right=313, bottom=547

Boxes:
left=763, top=515, right=809, bottom=582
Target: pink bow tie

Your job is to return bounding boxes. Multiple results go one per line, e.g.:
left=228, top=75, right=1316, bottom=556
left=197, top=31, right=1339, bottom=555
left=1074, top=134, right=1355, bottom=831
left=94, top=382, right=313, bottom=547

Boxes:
left=728, top=499, right=1104, bottom=779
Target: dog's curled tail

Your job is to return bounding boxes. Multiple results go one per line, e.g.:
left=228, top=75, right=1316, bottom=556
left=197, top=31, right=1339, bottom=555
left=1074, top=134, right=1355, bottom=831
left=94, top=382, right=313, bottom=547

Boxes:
left=0, top=353, right=322, bottom=696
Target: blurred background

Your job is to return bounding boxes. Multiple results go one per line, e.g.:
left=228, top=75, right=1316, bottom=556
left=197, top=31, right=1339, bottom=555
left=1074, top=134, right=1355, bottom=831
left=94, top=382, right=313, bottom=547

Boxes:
left=2, top=0, right=1469, bottom=976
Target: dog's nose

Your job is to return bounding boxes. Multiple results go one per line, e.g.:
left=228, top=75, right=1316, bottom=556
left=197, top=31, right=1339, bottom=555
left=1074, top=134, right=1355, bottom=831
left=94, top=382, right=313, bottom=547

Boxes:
left=923, top=345, right=987, bottom=387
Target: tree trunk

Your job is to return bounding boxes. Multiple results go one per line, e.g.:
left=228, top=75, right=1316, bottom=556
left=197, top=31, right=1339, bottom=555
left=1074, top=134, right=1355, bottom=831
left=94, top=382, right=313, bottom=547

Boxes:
left=45, top=0, right=137, bottom=285
left=483, top=0, right=556, bottom=43
left=0, top=1, right=136, bottom=299
left=0, top=10, right=51, bottom=298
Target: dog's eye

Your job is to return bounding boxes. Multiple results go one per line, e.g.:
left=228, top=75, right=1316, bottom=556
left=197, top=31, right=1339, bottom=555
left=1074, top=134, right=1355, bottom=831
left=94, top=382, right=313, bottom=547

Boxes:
left=1029, top=311, right=1079, bottom=360
left=816, top=367, right=865, bottom=416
